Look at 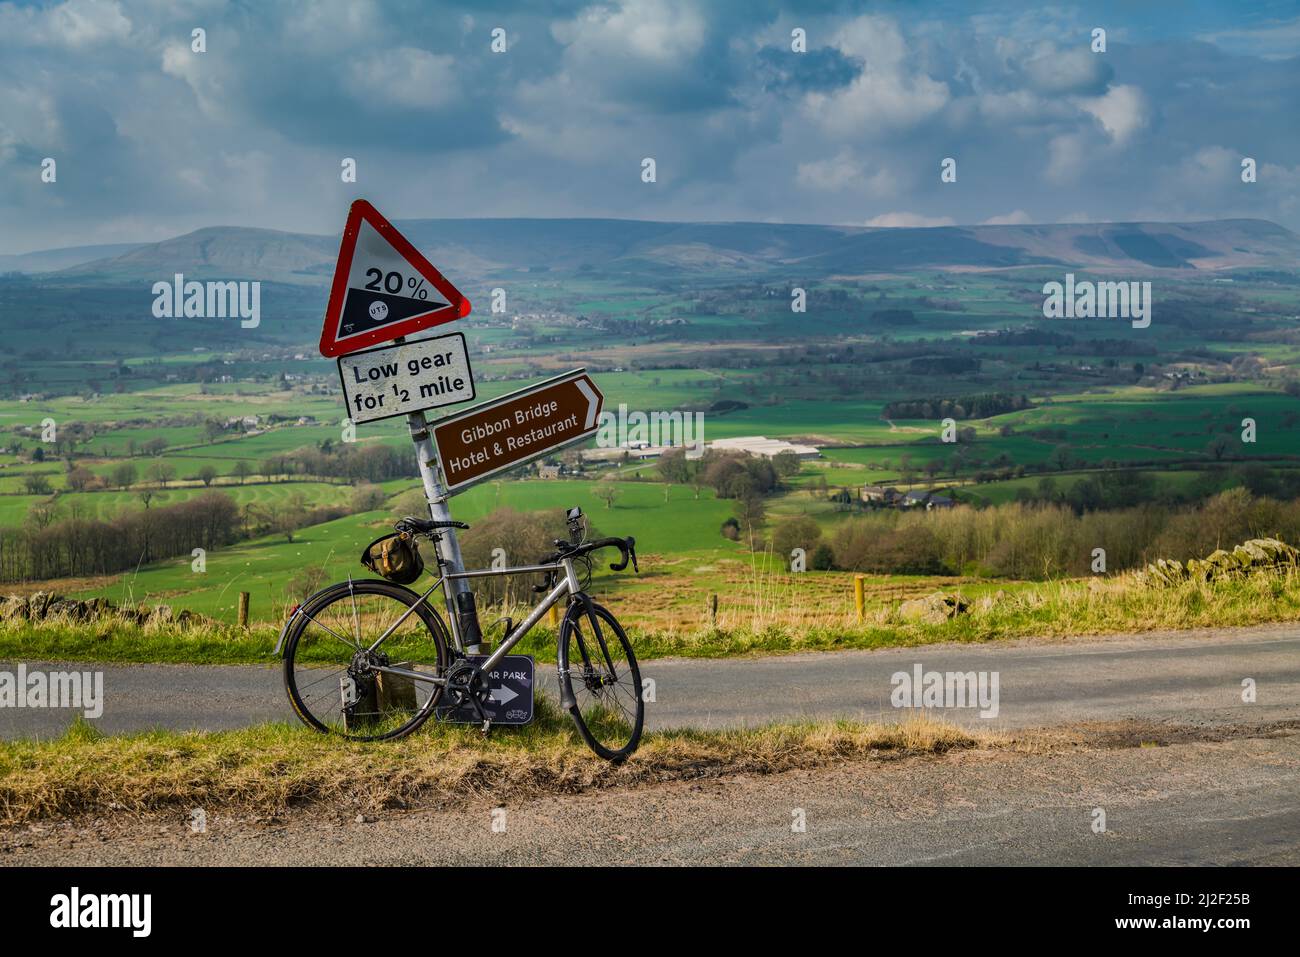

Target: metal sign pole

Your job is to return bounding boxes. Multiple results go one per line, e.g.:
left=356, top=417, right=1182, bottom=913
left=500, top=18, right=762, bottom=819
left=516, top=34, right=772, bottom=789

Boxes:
left=406, top=409, right=484, bottom=652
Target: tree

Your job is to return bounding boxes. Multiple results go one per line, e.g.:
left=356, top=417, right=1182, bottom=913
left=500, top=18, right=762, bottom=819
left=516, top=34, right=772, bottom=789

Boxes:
left=231, top=460, right=252, bottom=484
left=459, top=508, right=573, bottom=606
left=110, top=462, right=137, bottom=490
left=737, top=494, right=766, bottom=535
left=772, top=515, right=821, bottom=562
left=197, top=465, right=218, bottom=487
left=656, top=448, right=692, bottom=484
left=26, top=501, right=59, bottom=530
left=23, top=474, right=52, bottom=495
left=351, top=484, right=386, bottom=512
left=65, top=467, right=95, bottom=492
left=1050, top=444, right=1073, bottom=472
left=1206, top=435, right=1232, bottom=462
left=592, top=483, right=618, bottom=510
left=772, top=450, right=801, bottom=478
left=147, top=461, right=176, bottom=487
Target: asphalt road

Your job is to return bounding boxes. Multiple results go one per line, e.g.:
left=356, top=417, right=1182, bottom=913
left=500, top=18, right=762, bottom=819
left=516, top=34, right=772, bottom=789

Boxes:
left=7, top=727, right=1298, bottom=865
left=5, top=623, right=1300, bottom=865
left=2, top=622, right=1297, bottom=739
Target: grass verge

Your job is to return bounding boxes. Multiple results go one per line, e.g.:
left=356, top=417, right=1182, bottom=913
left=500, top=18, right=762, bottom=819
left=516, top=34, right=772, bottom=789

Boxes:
left=1, top=568, right=1298, bottom=664
left=0, top=700, right=996, bottom=826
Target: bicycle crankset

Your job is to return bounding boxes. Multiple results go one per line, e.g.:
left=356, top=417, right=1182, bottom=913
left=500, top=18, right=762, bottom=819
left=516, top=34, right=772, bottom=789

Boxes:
left=444, top=659, right=494, bottom=733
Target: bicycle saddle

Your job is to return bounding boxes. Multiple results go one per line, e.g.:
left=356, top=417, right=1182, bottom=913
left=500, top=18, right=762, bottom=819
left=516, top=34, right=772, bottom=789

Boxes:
left=396, top=516, right=470, bottom=534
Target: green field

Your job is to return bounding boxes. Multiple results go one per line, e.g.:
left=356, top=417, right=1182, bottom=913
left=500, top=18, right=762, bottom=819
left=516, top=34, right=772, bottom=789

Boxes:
left=4, top=264, right=1300, bottom=635
left=71, top=479, right=742, bottom=623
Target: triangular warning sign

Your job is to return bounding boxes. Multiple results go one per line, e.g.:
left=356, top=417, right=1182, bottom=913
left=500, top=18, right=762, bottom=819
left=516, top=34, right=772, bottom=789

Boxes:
left=319, top=199, right=472, bottom=357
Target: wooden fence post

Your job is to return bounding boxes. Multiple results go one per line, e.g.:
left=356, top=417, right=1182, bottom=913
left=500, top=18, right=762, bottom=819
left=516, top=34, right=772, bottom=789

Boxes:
left=709, top=593, right=718, bottom=627
left=853, top=576, right=866, bottom=620
left=237, top=591, right=250, bottom=629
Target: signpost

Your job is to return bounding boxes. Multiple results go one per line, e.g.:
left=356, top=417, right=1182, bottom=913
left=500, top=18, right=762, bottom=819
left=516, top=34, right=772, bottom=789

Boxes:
left=318, top=199, right=471, bottom=358
left=319, top=198, right=483, bottom=649
left=431, top=369, right=604, bottom=494
left=337, top=332, right=475, bottom=424
left=319, top=200, right=605, bottom=669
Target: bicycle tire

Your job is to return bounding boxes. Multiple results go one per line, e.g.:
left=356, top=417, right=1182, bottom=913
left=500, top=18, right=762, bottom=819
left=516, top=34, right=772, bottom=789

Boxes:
left=282, top=578, right=450, bottom=741
left=559, top=599, right=644, bottom=762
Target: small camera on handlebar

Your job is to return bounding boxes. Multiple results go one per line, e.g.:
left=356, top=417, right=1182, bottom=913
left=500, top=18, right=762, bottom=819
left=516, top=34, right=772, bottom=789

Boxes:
left=565, top=505, right=584, bottom=544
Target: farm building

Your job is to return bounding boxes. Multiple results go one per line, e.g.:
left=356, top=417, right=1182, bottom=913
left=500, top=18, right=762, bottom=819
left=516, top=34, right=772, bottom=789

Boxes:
left=708, top=436, right=820, bottom=459
left=861, top=485, right=902, bottom=504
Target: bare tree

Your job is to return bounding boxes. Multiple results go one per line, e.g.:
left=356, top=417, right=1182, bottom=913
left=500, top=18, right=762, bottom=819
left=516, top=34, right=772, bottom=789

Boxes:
left=592, top=483, right=618, bottom=510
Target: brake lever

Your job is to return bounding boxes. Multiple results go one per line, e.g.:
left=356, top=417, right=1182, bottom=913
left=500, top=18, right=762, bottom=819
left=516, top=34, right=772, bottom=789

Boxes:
left=609, top=537, right=638, bottom=574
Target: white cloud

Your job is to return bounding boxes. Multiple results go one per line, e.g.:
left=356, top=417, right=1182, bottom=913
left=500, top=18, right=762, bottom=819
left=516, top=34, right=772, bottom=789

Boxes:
left=803, top=15, right=950, bottom=134
left=51, top=0, right=131, bottom=46
left=0, top=0, right=132, bottom=49
left=161, top=42, right=229, bottom=119
left=1078, top=84, right=1147, bottom=143
left=283, top=0, right=384, bottom=53
left=346, top=48, right=459, bottom=110
left=1023, top=47, right=1111, bottom=95
left=1197, top=17, right=1300, bottom=60
left=553, top=0, right=706, bottom=63
left=982, top=209, right=1032, bottom=225
left=865, top=211, right=956, bottom=227
left=1045, top=131, right=1089, bottom=184
left=1171, top=145, right=1238, bottom=190
left=796, top=150, right=897, bottom=196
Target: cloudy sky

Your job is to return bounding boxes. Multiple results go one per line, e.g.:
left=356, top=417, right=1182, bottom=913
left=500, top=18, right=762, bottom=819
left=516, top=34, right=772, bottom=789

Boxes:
left=1, top=0, right=1297, bottom=253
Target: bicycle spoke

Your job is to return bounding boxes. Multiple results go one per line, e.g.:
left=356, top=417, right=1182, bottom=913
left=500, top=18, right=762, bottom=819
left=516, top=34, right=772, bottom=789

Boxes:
left=298, top=610, right=361, bottom=652
left=284, top=582, right=447, bottom=741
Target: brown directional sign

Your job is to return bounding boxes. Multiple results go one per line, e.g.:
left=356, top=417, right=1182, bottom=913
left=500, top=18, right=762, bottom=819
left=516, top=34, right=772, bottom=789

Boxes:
left=432, top=369, right=603, bottom=494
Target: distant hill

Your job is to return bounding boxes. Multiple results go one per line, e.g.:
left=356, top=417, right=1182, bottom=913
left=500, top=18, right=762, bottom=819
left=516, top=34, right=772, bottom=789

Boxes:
left=60, top=227, right=338, bottom=284
left=0, top=242, right=144, bottom=274
left=48, top=217, right=1300, bottom=284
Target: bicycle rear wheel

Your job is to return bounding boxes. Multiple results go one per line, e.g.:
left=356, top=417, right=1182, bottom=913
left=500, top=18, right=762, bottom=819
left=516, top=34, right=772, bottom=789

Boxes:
left=282, top=579, right=449, bottom=741
left=559, top=600, right=644, bottom=762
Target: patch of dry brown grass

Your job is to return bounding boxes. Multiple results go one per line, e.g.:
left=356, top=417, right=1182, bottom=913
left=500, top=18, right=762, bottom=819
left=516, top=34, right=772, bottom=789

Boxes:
left=0, top=705, right=999, bottom=826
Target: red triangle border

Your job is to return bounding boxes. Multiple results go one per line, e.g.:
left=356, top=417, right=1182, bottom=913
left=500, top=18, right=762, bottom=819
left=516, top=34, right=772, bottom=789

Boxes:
left=318, top=199, right=472, bottom=358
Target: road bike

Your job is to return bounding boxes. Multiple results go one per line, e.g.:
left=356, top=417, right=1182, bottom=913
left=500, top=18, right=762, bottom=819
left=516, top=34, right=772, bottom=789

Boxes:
left=275, top=507, right=644, bottom=761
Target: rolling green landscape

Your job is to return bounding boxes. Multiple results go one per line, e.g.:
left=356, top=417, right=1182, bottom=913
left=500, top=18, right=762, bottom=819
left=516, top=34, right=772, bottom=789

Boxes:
left=3, top=217, right=1300, bottom=657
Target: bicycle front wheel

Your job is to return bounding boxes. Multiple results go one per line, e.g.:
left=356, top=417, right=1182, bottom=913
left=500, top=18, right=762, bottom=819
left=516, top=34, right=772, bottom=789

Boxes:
left=282, top=579, right=449, bottom=741
left=559, top=600, right=644, bottom=762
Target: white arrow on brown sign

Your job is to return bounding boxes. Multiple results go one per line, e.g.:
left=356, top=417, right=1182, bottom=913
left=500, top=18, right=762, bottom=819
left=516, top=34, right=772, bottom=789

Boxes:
left=431, top=369, right=604, bottom=494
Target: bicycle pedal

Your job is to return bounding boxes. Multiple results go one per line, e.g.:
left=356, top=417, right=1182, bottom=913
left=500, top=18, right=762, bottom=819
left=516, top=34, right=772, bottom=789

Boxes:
left=481, top=720, right=491, bottom=736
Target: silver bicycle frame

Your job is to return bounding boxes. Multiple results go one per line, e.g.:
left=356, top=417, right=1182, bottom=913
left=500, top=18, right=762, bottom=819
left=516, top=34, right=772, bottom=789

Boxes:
left=366, top=555, right=580, bottom=687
